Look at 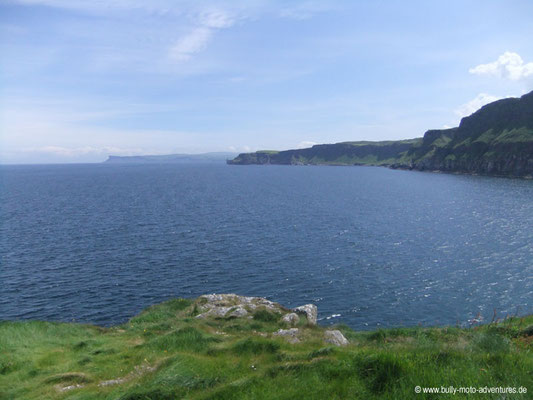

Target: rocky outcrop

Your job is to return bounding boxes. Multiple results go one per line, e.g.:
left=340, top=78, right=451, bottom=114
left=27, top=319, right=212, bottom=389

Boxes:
left=282, top=313, right=300, bottom=326
left=195, top=294, right=319, bottom=325
left=59, top=364, right=157, bottom=392
left=273, top=328, right=300, bottom=343
left=192, top=294, right=348, bottom=347
left=293, top=304, right=318, bottom=325
left=324, top=330, right=349, bottom=346
left=195, top=294, right=283, bottom=319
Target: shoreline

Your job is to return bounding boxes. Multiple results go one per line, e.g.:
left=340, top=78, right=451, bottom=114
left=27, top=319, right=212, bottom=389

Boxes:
left=228, top=161, right=533, bottom=180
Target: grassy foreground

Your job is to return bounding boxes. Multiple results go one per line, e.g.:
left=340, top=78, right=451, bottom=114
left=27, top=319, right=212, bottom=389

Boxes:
left=1, top=296, right=532, bottom=400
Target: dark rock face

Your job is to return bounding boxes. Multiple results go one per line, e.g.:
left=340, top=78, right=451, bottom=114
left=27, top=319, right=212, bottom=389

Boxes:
left=228, top=91, right=533, bottom=177
left=394, top=91, right=533, bottom=177
left=398, top=144, right=533, bottom=176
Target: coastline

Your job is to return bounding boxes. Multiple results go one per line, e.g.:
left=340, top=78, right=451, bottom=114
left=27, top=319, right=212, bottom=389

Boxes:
left=228, top=161, right=533, bottom=180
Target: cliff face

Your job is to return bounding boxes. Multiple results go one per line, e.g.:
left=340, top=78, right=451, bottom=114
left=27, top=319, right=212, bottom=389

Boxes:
left=228, top=140, right=420, bottom=166
left=228, top=91, right=533, bottom=177
left=393, top=91, right=533, bottom=176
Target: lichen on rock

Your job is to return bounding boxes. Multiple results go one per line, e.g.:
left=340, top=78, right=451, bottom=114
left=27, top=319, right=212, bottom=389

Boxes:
left=274, top=328, right=300, bottom=343
left=282, top=313, right=300, bottom=326
left=293, top=304, right=318, bottom=325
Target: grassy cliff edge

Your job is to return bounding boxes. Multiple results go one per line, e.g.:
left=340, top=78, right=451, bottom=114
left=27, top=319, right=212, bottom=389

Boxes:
left=1, top=294, right=532, bottom=399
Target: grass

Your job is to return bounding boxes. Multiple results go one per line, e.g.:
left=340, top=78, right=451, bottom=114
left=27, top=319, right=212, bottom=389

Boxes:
left=494, top=127, right=533, bottom=143
left=255, top=150, right=280, bottom=155
left=1, top=298, right=532, bottom=399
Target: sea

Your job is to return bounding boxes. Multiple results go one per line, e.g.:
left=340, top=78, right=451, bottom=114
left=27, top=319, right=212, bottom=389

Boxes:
left=1, top=163, right=532, bottom=330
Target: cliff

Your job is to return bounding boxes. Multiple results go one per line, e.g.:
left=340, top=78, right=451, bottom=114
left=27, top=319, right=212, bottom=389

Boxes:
left=394, top=91, right=533, bottom=176
left=1, top=294, right=532, bottom=399
left=228, top=140, right=419, bottom=166
left=228, top=91, right=533, bottom=177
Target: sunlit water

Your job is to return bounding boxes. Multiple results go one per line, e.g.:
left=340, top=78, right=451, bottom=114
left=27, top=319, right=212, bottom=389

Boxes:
left=1, top=164, right=532, bottom=329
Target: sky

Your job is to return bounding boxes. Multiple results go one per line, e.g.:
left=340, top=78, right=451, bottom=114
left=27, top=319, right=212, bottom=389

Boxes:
left=1, top=0, right=533, bottom=164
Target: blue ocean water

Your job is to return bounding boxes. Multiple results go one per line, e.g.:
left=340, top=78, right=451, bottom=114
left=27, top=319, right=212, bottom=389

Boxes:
left=1, top=163, right=532, bottom=329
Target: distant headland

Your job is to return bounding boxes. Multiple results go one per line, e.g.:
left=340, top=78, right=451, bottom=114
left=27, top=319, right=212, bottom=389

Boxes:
left=104, top=152, right=237, bottom=164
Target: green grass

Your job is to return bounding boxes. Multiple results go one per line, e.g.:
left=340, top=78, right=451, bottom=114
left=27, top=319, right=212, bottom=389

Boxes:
left=473, top=129, right=497, bottom=144
left=431, top=134, right=453, bottom=148
left=252, top=310, right=280, bottom=323
left=255, top=150, right=280, bottom=155
left=342, top=139, right=422, bottom=147
left=1, top=298, right=532, bottom=399
left=494, top=127, right=533, bottom=143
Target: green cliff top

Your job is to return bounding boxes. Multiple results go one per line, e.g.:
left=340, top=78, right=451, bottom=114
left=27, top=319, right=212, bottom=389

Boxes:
left=1, top=294, right=532, bottom=399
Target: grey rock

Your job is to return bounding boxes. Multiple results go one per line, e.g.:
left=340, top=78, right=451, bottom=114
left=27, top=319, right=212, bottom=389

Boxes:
left=98, top=378, right=127, bottom=387
left=196, top=293, right=285, bottom=319
left=227, top=306, right=248, bottom=318
left=281, top=313, right=300, bottom=326
left=324, top=330, right=349, bottom=346
left=59, top=384, right=84, bottom=392
left=273, top=328, right=300, bottom=343
left=293, top=304, right=318, bottom=325
left=195, top=306, right=232, bottom=319
left=200, top=294, right=280, bottom=311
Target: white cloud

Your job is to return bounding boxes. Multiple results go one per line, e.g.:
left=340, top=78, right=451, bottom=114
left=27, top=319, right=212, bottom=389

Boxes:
left=225, top=145, right=251, bottom=153
left=296, top=141, right=317, bottom=149
left=454, top=93, right=505, bottom=119
left=169, top=9, right=235, bottom=62
left=279, top=2, right=335, bottom=20
left=12, top=1, right=238, bottom=64
left=469, top=52, right=533, bottom=81
left=199, top=9, right=236, bottom=28
left=170, top=27, right=213, bottom=61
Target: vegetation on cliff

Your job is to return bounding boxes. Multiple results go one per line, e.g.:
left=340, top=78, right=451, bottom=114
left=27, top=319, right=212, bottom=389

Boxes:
left=228, top=140, right=420, bottom=167
left=1, top=295, right=532, bottom=399
left=228, top=91, right=533, bottom=177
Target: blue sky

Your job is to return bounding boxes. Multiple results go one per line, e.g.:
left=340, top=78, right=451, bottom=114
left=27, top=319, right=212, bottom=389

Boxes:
left=1, top=0, right=533, bottom=163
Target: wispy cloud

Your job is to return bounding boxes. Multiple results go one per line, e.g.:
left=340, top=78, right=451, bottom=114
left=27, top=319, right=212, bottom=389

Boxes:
left=10, top=0, right=241, bottom=65
left=469, top=52, right=533, bottom=81
left=170, top=28, right=213, bottom=61
left=227, top=145, right=251, bottom=153
left=169, top=9, right=236, bottom=62
left=198, top=8, right=236, bottom=29
left=296, top=141, right=317, bottom=149
left=454, top=93, right=503, bottom=119
left=279, top=2, right=336, bottom=20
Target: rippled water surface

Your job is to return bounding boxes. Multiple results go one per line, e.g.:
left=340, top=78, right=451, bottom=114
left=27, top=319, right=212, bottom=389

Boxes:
left=1, top=164, right=532, bottom=329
